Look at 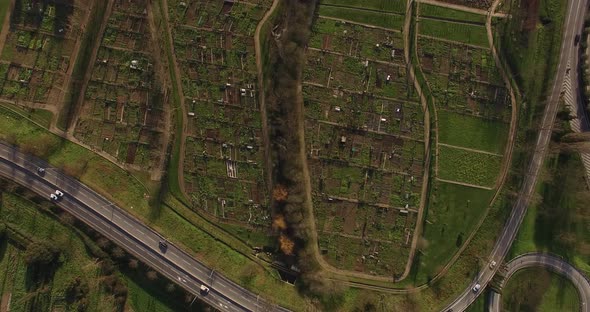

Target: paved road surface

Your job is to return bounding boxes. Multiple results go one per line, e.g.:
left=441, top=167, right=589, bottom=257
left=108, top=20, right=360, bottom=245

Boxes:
left=488, top=253, right=590, bottom=312
left=0, top=142, right=288, bottom=312
left=441, top=0, right=588, bottom=311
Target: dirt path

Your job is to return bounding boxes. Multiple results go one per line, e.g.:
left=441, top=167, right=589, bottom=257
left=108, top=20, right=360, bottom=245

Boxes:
left=438, top=142, right=503, bottom=156
left=0, top=0, right=13, bottom=58
left=417, top=0, right=509, bottom=17
left=160, top=0, right=188, bottom=195
left=67, top=0, right=114, bottom=134
left=436, top=178, right=494, bottom=190
left=395, top=0, right=435, bottom=282
left=254, top=0, right=280, bottom=203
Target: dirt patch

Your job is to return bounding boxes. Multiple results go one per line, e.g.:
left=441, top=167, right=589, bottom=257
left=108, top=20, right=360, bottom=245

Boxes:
left=1, top=293, right=12, bottom=312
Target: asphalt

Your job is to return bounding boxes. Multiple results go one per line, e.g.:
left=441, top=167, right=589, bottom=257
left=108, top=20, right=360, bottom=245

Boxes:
left=0, top=142, right=289, bottom=312
left=440, top=0, right=589, bottom=311
left=488, top=253, right=590, bottom=312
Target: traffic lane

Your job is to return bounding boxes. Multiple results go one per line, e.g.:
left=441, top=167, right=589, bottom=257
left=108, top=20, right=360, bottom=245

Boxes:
left=0, top=159, right=247, bottom=312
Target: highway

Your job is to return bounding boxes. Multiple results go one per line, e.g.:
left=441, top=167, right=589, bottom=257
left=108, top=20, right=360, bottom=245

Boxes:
left=441, top=0, right=589, bottom=311
left=488, top=253, right=590, bottom=312
left=0, top=142, right=287, bottom=312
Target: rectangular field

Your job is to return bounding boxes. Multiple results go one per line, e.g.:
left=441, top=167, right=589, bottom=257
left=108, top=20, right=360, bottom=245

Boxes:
left=418, top=18, right=488, bottom=47
left=438, top=145, right=502, bottom=187
left=438, top=110, right=509, bottom=153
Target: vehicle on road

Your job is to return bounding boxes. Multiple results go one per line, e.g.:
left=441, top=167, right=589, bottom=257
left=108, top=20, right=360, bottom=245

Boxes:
left=489, top=260, right=497, bottom=269
left=55, top=190, right=64, bottom=197
left=472, top=284, right=481, bottom=293
left=575, top=34, right=581, bottom=45
left=159, top=240, right=168, bottom=252
left=50, top=193, right=58, bottom=200
left=200, top=284, right=210, bottom=294
left=37, top=167, right=45, bottom=175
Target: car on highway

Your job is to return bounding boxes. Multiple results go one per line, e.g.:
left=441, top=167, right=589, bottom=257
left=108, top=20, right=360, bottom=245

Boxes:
left=50, top=193, right=58, bottom=201
left=200, top=284, right=210, bottom=294
left=37, top=167, right=45, bottom=175
left=159, top=240, right=168, bottom=252
left=55, top=190, right=64, bottom=197
left=575, top=34, right=581, bottom=45
left=472, top=284, right=481, bottom=293
left=489, top=260, right=497, bottom=269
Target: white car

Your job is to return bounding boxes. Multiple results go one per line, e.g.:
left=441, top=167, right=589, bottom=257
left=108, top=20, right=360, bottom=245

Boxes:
left=200, top=284, right=210, bottom=294
left=50, top=193, right=58, bottom=200
left=489, top=260, right=497, bottom=269
left=472, top=284, right=481, bottom=293
left=55, top=190, right=64, bottom=197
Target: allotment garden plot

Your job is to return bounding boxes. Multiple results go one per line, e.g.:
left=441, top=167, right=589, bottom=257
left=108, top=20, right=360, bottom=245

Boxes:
left=0, top=0, right=92, bottom=113
left=414, top=5, right=512, bottom=282
left=74, top=0, right=168, bottom=172
left=168, top=0, right=273, bottom=228
left=304, top=17, right=426, bottom=277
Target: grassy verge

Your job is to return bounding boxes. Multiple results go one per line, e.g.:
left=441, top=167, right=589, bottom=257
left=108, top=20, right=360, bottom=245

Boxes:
left=0, top=192, right=117, bottom=311
left=417, top=182, right=493, bottom=283
left=418, top=18, right=488, bottom=47
left=419, top=3, right=486, bottom=24
left=503, top=268, right=579, bottom=311
left=438, top=145, right=502, bottom=187
left=318, top=5, right=405, bottom=30
left=57, top=0, right=108, bottom=131
left=152, top=0, right=185, bottom=204
left=438, top=110, right=509, bottom=153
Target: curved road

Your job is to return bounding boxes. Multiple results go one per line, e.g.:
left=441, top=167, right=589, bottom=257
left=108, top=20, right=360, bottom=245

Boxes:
left=488, top=253, right=590, bottom=312
left=0, top=142, right=288, bottom=312
left=442, top=0, right=588, bottom=311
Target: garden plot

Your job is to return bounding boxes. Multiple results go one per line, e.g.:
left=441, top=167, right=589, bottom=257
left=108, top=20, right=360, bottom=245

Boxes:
left=417, top=37, right=511, bottom=122
left=0, top=0, right=91, bottom=108
left=73, top=0, right=167, bottom=171
left=304, top=17, right=426, bottom=275
left=168, top=0, right=272, bottom=227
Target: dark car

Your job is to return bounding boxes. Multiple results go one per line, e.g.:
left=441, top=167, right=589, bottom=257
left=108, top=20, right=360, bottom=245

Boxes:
left=575, top=34, right=581, bottom=45
left=159, top=241, right=168, bottom=252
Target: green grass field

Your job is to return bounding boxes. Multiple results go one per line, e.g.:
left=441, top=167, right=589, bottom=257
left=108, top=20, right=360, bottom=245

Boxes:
left=438, top=145, right=502, bottom=187
left=417, top=181, right=493, bottom=282
left=419, top=19, right=489, bottom=47
left=503, top=268, right=579, bottom=312
left=318, top=5, right=405, bottom=30
left=0, top=192, right=117, bottom=312
left=438, top=110, right=509, bottom=154
left=419, top=4, right=486, bottom=24
left=320, top=0, right=406, bottom=13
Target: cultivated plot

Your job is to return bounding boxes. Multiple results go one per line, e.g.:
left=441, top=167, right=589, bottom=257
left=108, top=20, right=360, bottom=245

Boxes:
left=0, top=0, right=92, bottom=114
left=304, top=8, right=428, bottom=277
left=73, top=0, right=169, bottom=173
left=168, top=0, right=273, bottom=227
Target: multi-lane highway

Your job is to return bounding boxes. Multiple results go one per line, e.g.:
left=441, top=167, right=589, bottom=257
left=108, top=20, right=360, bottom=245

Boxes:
left=0, top=142, right=287, bottom=312
left=488, top=253, right=590, bottom=312
left=442, top=0, right=589, bottom=311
